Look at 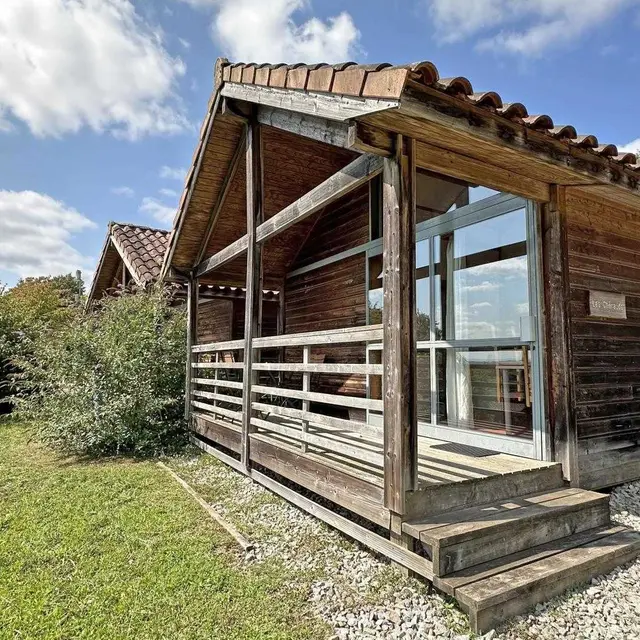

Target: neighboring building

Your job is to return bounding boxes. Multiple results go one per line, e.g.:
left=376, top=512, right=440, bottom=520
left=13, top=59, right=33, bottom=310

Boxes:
left=161, top=57, right=640, bottom=631
left=87, top=222, right=169, bottom=306
left=87, top=221, right=280, bottom=333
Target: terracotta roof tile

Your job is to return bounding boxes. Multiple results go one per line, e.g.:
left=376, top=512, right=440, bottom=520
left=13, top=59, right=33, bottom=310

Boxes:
left=214, top=57, right=638, bottom=169
left=110, top=223, right=170, bottom=286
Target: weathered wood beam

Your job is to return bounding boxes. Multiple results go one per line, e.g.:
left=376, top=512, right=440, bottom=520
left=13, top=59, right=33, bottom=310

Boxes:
left=195, top=126, right=247, bottom=266
left=256, top=153, right=384, bottom=244
left=415, top=141, right=550, bottom=203
left=252, top=324, right=382, bottom=348
left=257, top=105, right=357, bottom=148
left=221, top=82, right=399, bottom=122
left=543, top=186, right=579, bottom=485
left=185, top=275, right=199, bottom=420
left=195, top=234, right=248, bottom=278
left=382, top=134, right=417, bottom=515
left=241, top=119, right=264, bottom=469
left=394, top=84, right=640, bottom=194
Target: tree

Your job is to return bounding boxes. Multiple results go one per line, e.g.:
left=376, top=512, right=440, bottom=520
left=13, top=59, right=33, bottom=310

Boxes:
left=0, top=273, right=84, bottom=413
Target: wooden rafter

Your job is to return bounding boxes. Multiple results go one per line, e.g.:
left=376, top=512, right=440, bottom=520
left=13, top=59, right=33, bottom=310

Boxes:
left=195, top=153, right=383, bottom=278
left=255, top=153, right=383, bottom=244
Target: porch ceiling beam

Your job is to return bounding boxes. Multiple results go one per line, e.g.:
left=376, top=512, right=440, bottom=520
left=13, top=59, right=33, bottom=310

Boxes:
left=394, top=86, right=639, bottom=194
left=255, top=153, right=384, bottom=245
left=195, top=234, right=248, bottom=278
left=415, top=141, right=550, bottom=203
left=257, top=105, right=357, bottom=149
left=221, top=82, right=400, bottom=122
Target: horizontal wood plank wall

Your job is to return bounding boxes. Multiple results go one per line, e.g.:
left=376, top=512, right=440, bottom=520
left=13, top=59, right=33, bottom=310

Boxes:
left=284, top=187, right=370, bottom=401
left=565, top=189, right=640, bottom=489
left=197, top=300, right=233, bottom=344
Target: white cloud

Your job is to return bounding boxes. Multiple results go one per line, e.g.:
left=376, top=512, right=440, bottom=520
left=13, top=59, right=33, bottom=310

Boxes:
left=0, top=190, right=96, bottom=280
left=0, top=0, right=188, bottom=139
left=619, top=138, right=640, bottom=154
left=159, top=188, right=179, bottom=197
left=469, top=301, right=492, bottom=310
left=178, top=37, right=191, bottom=49
left=178, top=0, right=359, bottom=62
left=427, top=0, right=635, bottom=56
left=160, top=165, right=187, bottom=180
left=111, top=186, right=135, bottom=198
left=462, top=280, right=501, bottom=293
left=139, top=197, right=175, bottom=225
left=467, top=256, right=528, bottom=279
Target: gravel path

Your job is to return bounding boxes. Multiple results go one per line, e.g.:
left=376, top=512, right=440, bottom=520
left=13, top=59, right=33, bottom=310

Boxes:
left=171, top=453, right=640, bottom=640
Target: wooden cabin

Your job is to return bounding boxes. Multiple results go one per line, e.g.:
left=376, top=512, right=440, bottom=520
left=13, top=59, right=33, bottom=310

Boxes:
left=88, top=222, right=171, bottom=304
left=161, top=58, right=640, bottom=632
left=88, top=221, right=279, bottom=339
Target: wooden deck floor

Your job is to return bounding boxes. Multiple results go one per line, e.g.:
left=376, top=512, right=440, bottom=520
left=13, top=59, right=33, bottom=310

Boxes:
left=194, top=410, right=555, bottom=491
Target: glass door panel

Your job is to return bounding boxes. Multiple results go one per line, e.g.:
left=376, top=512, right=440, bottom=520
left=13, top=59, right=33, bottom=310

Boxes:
left=416, top=196, right=544, bottom=459
left=365, top=192, right=545, bottom=459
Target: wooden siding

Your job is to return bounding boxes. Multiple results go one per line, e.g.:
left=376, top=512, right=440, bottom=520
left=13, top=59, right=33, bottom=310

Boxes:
left=197, top=298, right=279, bottom=345
left=198, top=300, right=233, bottom=344
left=284, top=187, right=370, bottom=401
left=565, top=190, right=640, bottom=488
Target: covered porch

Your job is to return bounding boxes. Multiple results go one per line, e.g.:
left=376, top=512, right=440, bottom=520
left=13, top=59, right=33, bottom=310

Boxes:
left=163, top=58, right=640, bottom=632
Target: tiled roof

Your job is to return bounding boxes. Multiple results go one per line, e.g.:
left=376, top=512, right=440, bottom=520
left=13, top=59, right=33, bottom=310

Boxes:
left=217, top=59, right=638, bottom=170
left=110, top=223, right=170, bottom=286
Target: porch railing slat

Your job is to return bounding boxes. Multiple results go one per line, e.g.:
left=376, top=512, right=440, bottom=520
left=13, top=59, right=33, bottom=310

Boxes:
left=192, top=338, right=245, bottom=353
left=252, top=384, right=383, bottom=411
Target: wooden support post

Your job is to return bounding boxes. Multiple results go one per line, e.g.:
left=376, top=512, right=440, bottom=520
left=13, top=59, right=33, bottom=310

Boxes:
left=213, top=352, right=219, bottom=421
left=382, top=134, right=417, bottom=517
left=241, top=118, right=264, bottom=469
left=277, top=287, right=286, bottom=379
left=301, top=345, right=311, bottom=453
left=542, top=186, right=579, bottom=485
left=185, top=275, right=199, bottom=421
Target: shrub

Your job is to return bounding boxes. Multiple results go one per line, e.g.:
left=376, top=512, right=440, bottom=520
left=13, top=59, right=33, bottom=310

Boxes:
left=13, top=287, right=187, bottom=456
left=0, top=275, right=82, bottom=413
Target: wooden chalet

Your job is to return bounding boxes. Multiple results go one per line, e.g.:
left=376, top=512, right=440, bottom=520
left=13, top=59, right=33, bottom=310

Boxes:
left=87, top=222, right=170, bottom=304
left=87, top=221, right=278, bottom=321
left=161, top=58, right=640, bottom=631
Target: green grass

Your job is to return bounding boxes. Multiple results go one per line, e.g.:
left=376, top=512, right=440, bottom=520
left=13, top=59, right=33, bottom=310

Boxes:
left=0, top=422, right=326, bottom=640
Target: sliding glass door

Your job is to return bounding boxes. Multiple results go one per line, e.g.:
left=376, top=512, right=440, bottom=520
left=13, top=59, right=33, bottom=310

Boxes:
left=367, top=191, right=547, bottom=460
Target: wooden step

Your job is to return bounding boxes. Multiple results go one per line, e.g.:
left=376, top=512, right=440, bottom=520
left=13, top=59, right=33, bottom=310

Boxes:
left=453, top=526, right=640, bottom=633
left=404, top=488, right=610, bottom=576
left=406, top=463, right=564, bottom=519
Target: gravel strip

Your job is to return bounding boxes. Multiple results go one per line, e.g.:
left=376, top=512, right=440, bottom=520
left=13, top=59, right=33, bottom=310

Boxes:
left=171, top=452, right=640, bottom=640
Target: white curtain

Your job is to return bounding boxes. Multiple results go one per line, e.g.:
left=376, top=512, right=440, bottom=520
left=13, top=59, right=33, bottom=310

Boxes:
left=445, top=239, right=474, bottom=428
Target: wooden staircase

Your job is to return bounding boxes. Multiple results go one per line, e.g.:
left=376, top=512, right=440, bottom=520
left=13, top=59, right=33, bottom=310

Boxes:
left=403, top=466, right=640, bottom=633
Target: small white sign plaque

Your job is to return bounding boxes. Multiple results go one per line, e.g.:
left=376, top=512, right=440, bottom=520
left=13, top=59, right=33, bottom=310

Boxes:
left=589, top=291, right=627, bottom=319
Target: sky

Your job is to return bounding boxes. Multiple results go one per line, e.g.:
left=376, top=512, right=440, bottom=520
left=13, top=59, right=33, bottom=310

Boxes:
left=2, top=0, right=640, bottom=288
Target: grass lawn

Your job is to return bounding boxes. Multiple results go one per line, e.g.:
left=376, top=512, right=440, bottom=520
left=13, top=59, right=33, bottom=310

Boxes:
left=0, top=422, right=327, bottom=640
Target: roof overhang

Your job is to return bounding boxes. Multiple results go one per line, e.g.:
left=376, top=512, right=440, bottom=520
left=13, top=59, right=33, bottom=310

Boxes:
left=161, top=57, right=640, bottom=281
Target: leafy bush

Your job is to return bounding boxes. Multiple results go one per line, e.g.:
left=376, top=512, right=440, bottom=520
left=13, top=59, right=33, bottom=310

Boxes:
left=13, top=287, right=187, bottom=456
left=0, top=275, right=82, bottom=413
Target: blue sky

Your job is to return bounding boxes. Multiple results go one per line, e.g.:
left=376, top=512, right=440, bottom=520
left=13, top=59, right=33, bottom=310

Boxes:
left=2, top=0, right=640, bottom=288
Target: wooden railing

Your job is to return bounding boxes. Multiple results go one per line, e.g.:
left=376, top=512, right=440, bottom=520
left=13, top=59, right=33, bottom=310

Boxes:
left=249, top=324, right=384, bottom=461
left=189, top=325, right=385, bottom=462
left=191, top=339, right=245, bottom=426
